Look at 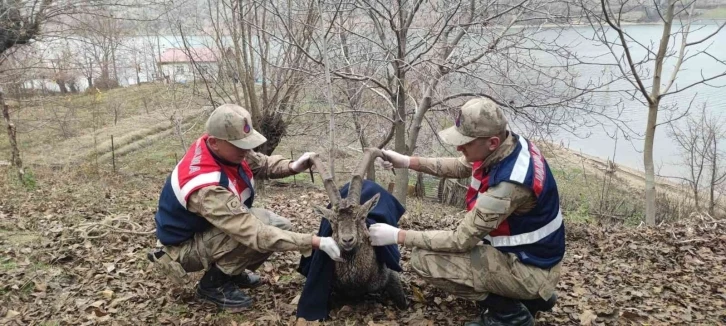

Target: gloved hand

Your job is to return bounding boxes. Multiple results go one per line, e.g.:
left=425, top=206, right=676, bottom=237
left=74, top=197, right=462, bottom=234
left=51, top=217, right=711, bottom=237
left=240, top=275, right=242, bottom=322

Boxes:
left=369, top=223, right=401, bottom=246
left=318, top=237, right=344, bottom=262
left=290, top=152, right=315, bottom=173
left=381, top=149, right=410, bottom=169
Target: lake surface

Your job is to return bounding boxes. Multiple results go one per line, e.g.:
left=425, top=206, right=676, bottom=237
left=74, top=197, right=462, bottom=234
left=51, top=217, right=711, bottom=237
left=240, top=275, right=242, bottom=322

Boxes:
left=533, top=23, right=726, bottom=178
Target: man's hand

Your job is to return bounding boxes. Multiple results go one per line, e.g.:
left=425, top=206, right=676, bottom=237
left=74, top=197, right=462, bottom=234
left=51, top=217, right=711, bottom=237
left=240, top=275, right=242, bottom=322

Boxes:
left=289, top=152, right=315, bottom=173
left=317, top=236, right=344, bottom=262
left=369, top=223, right=401, bottom=246
left=381, top=150, right=410, bottom=169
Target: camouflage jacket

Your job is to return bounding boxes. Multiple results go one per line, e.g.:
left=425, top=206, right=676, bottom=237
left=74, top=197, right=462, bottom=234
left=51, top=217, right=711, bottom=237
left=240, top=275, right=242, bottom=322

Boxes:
left=404, top=134, right=538, bottom=252
left=187, top=151, right=313, bottom=256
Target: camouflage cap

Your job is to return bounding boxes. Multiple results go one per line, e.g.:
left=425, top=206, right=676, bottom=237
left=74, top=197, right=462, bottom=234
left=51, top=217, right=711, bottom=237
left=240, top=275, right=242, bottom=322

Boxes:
left=205, top=104, right=267, bottom=150
left=438, top=98, right=507, bottom=146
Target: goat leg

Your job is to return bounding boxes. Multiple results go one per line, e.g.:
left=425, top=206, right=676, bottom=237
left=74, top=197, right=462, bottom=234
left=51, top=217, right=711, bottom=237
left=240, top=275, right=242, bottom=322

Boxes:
left=384, top=269, right=408, bottom=310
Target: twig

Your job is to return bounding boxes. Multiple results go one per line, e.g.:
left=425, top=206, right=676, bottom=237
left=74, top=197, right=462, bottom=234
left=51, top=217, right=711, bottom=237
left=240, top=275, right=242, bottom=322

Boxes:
left=676, top=238, right=708, bottom=244
left=594, top=212, right=625, bottom=221
left=71, top=215, right=155, bottom=239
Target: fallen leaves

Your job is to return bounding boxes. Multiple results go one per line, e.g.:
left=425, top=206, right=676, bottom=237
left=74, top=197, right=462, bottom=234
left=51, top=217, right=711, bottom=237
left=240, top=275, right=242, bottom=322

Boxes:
left=2, top=167, right=726, bottom=325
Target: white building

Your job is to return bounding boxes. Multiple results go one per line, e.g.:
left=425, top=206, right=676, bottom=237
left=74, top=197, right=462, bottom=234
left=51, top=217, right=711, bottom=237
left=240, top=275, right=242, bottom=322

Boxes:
left=157, top=48, right=219, bottom=84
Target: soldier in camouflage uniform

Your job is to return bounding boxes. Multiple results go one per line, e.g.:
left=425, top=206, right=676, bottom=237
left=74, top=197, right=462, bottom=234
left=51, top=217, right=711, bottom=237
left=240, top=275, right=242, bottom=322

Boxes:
left=148, top=104, right=343, bottom=311
left=371, top=98, right=565, bottom=326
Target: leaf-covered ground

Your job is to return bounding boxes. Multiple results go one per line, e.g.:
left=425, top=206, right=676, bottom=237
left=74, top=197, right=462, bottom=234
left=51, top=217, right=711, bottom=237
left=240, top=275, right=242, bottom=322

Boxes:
left=1, top=168, right=725, bottom=326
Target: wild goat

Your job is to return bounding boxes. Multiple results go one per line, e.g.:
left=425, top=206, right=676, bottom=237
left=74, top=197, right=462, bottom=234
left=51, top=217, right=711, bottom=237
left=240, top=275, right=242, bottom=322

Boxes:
left=308, top=148, right=408, bottom=309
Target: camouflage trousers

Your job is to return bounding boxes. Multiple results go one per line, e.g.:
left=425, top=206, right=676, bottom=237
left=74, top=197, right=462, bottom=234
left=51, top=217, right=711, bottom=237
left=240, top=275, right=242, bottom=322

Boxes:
left=410, top=245, right=561, bottom=301
left=158, top=208, right=292, bottom=278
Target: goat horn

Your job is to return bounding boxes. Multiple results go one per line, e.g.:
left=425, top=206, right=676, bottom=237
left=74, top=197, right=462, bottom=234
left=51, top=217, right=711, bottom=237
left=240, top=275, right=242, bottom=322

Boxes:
left=348, top=147, right=383, bottom=206
left=309, top=153, right=341, bottom=209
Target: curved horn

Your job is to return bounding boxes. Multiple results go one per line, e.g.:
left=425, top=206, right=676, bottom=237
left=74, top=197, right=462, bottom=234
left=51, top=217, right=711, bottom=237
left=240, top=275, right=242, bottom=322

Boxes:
left=348, top=147, right=384, bottom=206
left=309, top=153, right=341, bottom=208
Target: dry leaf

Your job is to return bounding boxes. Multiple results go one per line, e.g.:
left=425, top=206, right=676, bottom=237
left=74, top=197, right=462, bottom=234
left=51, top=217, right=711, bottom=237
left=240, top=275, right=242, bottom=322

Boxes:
left=580, top=310, right=597, bottom=325
left=34, top=282, right=47, bottom=292
left=101, top=289, right=114, bottom=300
left=5, top=310, right=20, bottom=319
left=290, top=293, right=301, bottom=305
left=103, top=263, right=115, bottom=273
left=90, top=300, right=105, bottom=308
left=411, top=285, right=426, bottom=303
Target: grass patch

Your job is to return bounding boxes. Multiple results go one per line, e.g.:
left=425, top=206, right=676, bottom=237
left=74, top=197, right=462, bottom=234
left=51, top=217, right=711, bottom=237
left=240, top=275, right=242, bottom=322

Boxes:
left=0, top=83, right=210, bottom=163
left=550, top=163, right=644, bottom=223
left=701, top=7, right=726, bottom=19
left=1, top=260, right=17, bottom=271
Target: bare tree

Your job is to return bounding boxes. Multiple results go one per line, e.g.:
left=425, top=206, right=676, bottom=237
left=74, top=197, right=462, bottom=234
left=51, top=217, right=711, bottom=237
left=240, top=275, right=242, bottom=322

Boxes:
left=668, top=105, right=726, bottom=216
left=579, top=0, right=726, bottom=225
left=163, top=0, right=319, bottom=155
left=272, top=0, right=613, bottom=204
left=0, top=0, right=53, bottom=183
left=72, top=8, right=126, bottom=90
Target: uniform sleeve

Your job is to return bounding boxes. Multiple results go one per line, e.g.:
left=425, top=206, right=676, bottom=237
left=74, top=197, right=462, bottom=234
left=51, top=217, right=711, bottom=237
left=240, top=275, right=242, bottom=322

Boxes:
left=245, top=151, right=296, bottom=180
left=415, top=156, right=472, bottom=179
left=187, top=186, right=313, bottom=256
left=403, top=182, right=537, bottom=252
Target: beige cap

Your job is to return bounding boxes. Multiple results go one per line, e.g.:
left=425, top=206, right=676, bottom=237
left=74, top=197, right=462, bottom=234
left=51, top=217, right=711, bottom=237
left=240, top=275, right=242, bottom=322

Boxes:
left=205, top=104, right=267, bottom=149
left=438, top=98, right=507, bottom=146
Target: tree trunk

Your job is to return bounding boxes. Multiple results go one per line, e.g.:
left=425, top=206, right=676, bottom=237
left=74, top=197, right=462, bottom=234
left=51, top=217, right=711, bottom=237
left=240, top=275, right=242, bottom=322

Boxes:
left=440, top=178, right=468, bottom=207
left=407, top=80, right=439, bottom=153
left=644, top=102, right=659, bottom=225
left=709, top=134, right=717, bottom=216
left=1, top=91, right=24, bottom=183
left=87, top=57, right=94, bottom=88
left=693, top=184, right=700, bottom=211
left=414, top=171, right=425, bottom=197
left=644, top=0, right=674, bottom=225
left=254, top=110, right=286, bottom=156
left=69, top=80, right=78, bottom=93
left=57, top=80, right=68, bottom=94
left=393, top=86, right=408, bottom=205
left=112, top=47, right=118, bottom=84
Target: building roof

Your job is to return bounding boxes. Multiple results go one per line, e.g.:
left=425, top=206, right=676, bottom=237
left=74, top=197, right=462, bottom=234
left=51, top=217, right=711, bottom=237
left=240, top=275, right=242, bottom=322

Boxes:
left=159, top=48, right=218, bottom=64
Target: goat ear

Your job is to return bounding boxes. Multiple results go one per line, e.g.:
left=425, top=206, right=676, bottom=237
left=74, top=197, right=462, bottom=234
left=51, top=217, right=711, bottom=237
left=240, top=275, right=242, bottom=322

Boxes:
left=358, top=193, right=380, bottom=219
left=313, top=205, right=336, bottom=221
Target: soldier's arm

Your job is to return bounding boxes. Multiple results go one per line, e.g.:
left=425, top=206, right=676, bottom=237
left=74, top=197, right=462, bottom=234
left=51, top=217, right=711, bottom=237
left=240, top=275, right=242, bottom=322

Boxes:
left=188, top=186, right=313, bottom=256
left=244, top=151, right=296, bottom=180
left=402, top=182, right=536, bottom=252
left=409, top=156, right=472, bottom=179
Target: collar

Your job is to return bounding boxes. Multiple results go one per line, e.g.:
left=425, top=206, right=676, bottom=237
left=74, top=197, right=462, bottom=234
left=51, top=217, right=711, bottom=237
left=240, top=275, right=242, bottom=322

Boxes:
left=477, top=131, right=517, bottom=172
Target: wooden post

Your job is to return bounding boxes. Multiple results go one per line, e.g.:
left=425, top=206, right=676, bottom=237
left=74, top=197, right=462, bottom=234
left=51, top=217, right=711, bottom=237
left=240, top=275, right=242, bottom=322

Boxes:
left=111, top=135, right=116, bottom=173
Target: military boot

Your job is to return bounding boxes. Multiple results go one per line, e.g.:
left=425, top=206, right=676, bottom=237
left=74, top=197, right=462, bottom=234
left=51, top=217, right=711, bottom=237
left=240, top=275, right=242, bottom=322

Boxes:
left=230, top=271, right=263, bottom=289
left=464, top=294, right=534, bottom=326
left=195, top=264, right=254, bottom=312
left=522, top=293, right=557, bottom=316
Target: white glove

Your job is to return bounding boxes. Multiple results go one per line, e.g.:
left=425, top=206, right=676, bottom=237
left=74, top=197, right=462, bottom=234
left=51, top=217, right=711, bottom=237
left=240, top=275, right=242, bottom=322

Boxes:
left=381, top=150, right=410, bottom=169
left=290, top=152, right=315, bottom=173
left=369, top=223, right=401, bottom=246
left=318, top=237, right=344, bottom=262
